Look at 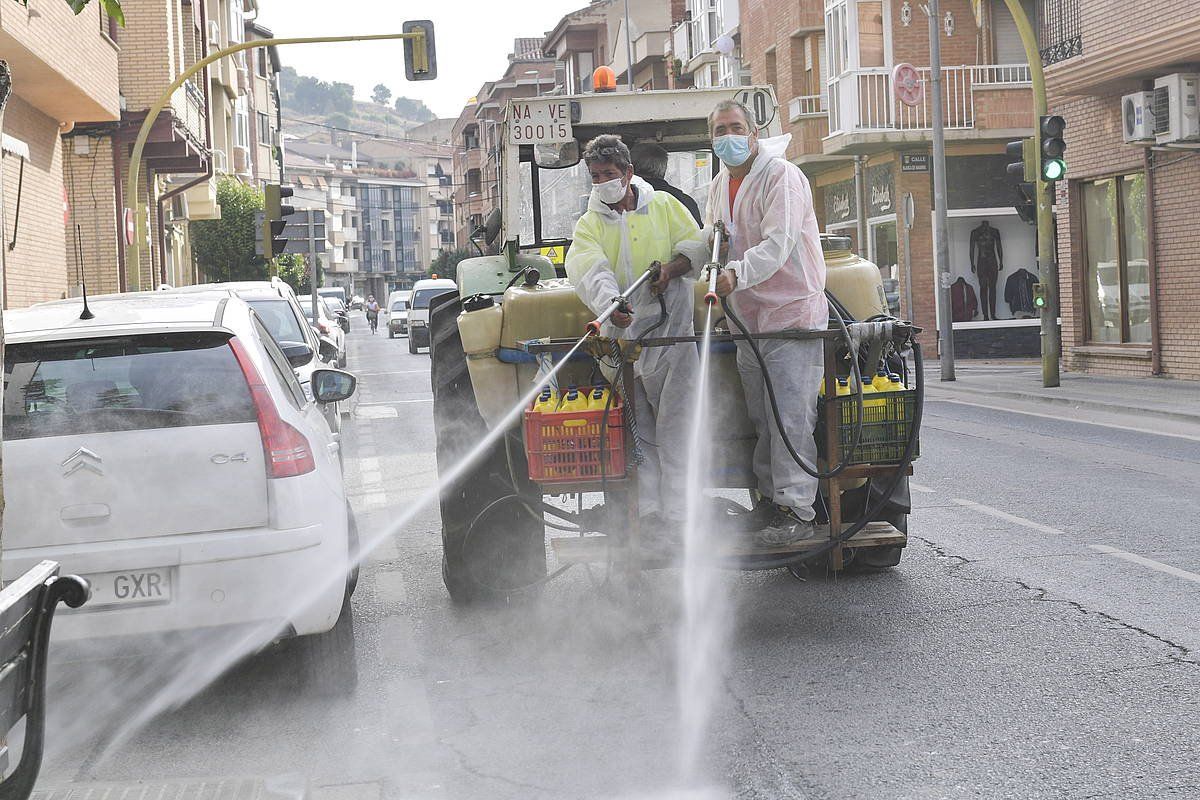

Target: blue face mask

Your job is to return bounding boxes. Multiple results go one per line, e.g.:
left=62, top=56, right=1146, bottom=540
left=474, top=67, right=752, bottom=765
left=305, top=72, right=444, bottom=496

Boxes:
left=713, top=134, right=752, bottom=167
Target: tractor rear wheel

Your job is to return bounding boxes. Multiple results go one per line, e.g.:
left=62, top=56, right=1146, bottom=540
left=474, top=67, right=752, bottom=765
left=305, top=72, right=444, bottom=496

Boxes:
left=430, top=293, right=546, bottom=603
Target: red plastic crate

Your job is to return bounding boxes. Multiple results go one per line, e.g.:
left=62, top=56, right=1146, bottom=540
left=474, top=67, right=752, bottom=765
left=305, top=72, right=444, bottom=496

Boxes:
left=524, top=395, right=627, bottom=484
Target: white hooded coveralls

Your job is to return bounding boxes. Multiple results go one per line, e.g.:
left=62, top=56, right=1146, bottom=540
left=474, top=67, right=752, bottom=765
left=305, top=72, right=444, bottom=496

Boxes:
left=703, top=135, right=829, bottom=517
left=567, top=176, right=708, bottom=521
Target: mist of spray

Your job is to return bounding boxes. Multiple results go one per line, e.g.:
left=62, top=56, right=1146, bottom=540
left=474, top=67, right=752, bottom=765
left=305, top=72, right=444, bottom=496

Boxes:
left=675, top=298, right=730, bottom=780
left=67, top=333, right=594, bottom=762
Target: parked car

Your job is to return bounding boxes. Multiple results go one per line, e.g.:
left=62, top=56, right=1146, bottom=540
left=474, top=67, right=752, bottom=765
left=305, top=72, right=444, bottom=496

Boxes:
left=316, top=286, right=347, bottom=309
left=386, top=290, right=411, bottom=339
left=350, top=294, right=365, bottom=311
left=298, top=295, right=347, bottom=368
left=407, top=278, right=457, bottom=355
left=324, top=296, right=351, bottom=334
left=1, top=292, right=360, bottom=690
left=166, top=280, right=344, bottom=430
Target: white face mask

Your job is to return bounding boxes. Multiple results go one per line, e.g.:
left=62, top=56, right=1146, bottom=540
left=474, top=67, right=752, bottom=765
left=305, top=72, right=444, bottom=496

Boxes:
left=592, top=176, right=627, bottom=205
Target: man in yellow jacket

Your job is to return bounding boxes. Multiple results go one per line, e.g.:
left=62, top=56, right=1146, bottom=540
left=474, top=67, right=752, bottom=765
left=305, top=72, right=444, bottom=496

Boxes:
left=566, top=134, right=708, bottom=529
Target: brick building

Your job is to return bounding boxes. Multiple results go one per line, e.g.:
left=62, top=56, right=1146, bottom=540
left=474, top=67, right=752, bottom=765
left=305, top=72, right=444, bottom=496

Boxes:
left=741, top=0, right=1037, bottom=357
left=1, top=0, right=120, bottom=307
left=1042, top=0, right=1200, bottom=380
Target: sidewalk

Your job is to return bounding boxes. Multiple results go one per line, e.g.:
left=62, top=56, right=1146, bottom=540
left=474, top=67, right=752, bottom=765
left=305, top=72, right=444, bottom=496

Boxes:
left=923, top=359, right=1200, bottom=435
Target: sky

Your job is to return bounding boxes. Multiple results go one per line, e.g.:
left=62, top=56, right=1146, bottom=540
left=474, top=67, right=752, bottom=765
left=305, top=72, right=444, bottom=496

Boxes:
left=254, top=0, right=588, bottom=120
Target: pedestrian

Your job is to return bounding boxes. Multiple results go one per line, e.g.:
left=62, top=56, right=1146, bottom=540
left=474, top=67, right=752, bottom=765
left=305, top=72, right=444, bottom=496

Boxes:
left=565, top=134, right=708, bottom=540
left=630, top=142, right=703, bottom=226
left=703, top=99, right=829, bottom=546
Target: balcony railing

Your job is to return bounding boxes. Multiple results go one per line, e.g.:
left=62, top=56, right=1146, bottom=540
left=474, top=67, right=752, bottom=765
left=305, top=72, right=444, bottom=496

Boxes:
left=171, top=81, right=207, bottom=145
left=788, top=94, right=827, bottom=122
left=828, top=64, right=1031, bottom=134
left=1038, top=0, right=1082, bottom=66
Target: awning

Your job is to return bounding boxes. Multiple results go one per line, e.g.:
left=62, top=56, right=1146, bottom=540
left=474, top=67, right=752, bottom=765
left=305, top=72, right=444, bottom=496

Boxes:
left=2, top=134, right=30, bottom=160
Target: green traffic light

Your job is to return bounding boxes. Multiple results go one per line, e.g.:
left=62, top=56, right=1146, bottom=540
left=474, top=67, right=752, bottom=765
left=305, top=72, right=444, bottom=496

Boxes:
left=1043, top=159, right=1066, bottom=181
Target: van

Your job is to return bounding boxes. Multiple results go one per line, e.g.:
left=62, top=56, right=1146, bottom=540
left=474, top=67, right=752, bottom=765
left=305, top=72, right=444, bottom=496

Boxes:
left=386, top=290, right=411, bottom=339
left=316, top=287, right=347, bottom=308
left=407, top=278, right=456, bottom=355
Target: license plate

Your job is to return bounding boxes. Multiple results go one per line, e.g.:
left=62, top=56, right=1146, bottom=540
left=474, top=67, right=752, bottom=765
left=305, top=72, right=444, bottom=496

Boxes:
left=85, top=568, right=172, bottom=608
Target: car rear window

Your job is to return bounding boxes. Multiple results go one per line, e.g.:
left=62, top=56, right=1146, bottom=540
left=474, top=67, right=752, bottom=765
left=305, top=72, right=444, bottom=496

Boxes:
left=247, top=299, right=308, bottom=346
left=391, top=301, right=407, bottom=312
left=412, top=288, right=451, bottom=309
left=4, top=332, right=256, bottom=441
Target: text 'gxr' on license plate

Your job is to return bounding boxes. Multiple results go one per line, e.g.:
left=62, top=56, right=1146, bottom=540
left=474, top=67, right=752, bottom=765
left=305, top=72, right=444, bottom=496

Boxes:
left=86, top=568, right=172, bottom=608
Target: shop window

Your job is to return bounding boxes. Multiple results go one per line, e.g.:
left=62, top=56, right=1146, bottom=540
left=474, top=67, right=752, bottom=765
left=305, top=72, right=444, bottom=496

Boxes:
left=1082, top=174, right=1149, bottom=344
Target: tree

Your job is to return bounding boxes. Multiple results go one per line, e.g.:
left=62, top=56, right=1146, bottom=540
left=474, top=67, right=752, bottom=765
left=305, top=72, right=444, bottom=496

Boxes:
left=372, top=84, right=392, bottom=106
left=190, top=177, right=267, bottom=283
left=394, top=96, right=435, bottom=122
left=11, top=0, right=124, bottom=24
left=276, top=254, right=311, bottom=295
left=429, top=248, right=476, bottom=282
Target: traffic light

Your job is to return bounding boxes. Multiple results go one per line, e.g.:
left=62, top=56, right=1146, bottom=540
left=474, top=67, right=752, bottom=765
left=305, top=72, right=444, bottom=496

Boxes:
left=1032, top=282, right=1048, bottom=312
left=1039, top=115, right=1066, bottom=182
left=1006, top=139, right=1036, bottom=225
left=403, top=20, right=437, bottom=81
left=263, top=184, right=294, bottom=261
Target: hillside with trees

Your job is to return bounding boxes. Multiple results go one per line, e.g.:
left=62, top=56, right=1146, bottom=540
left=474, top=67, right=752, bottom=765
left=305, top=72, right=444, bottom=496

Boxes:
left=279, top=67, right=435, bottom=141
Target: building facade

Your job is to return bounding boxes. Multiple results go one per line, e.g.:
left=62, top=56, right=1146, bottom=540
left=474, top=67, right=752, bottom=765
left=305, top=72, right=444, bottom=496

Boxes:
left=669, top=0, right=746, bottom=89
left=1042, top=0, right=1200, bottom=380
left=742, top=0, right=1036, bottom=356
left=3, top=0, right=120, bottom=307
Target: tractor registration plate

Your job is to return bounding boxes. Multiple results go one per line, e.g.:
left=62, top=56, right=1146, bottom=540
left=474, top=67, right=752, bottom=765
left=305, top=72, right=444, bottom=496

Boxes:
left=508, top=99, right=573, bottom=144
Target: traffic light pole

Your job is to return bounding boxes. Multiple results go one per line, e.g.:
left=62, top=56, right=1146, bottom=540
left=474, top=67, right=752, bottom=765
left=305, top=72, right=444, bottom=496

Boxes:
left=1004, top=0, right=1059, bottom=387
left=929, top=0, right=955, bottom=381
left=123, top=30, right=431, bottom=292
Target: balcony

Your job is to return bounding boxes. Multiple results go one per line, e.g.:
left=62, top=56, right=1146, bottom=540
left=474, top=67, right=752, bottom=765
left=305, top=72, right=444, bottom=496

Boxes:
left=633, top=30, right=668, bottom=65
left=788, top=94, right=827, bottom=122
left=671, top=20, right=692, bottom=63
left=171, top=81, right=208, bottom=148
left=465, top=147, right=484, bottom=172
left=825, top=64, right=1032, bottom=151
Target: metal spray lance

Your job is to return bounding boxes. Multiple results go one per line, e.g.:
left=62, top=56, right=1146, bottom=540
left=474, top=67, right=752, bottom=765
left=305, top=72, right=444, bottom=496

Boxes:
left=703, top=221, right=727, bottom=306
left=585, top=261, right=663, bottom=336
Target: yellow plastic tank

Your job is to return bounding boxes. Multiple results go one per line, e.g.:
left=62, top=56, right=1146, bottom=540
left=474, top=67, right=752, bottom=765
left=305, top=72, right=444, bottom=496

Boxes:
left=457, top=297, right=521, bottom=428
left=500, top=279, right=594, bottom=350
left=822, top=234, right=890, bottom=321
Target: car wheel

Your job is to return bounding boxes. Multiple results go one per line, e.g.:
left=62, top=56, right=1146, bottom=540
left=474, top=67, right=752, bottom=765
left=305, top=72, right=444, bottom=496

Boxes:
left=388, top=330, right=395, bottom=339
left=294, top=596, right=358, bottom=696
left=430, top=294, right=545, bottom=604
left=346, top=502, right=360, bottom=597
left=408, top=336, right=418, bottom=354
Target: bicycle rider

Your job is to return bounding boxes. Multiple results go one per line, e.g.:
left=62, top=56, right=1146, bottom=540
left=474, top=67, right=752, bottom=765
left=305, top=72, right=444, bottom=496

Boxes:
left=365, top=295, right=380, bottom=334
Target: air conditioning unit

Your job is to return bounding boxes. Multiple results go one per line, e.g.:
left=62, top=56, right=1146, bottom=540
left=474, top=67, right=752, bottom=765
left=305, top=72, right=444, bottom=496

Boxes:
left=1153, top=72, right=1200, bottom=144
left=1122, top=91, right=1156, bottom=144
left=207, top=20, right=221, bottom=47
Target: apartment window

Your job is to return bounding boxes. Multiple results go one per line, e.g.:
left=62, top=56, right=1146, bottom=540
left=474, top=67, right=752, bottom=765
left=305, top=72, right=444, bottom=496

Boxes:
left=315, top=224, right=326, bottom=240
left=573, top=51, right=595, bottom=93
left=1082, top=174, right=1149, bottom=344
left=255, top=47, right=269, bottom=78
left=857, top=1, right=885, bottom=68
left=257, top=113, right=271, bottom=145
left=352, top=245, right=360, bottom=260
left=235, top=97, right=250, bottom=149
left=381, top=220, right=392, bottom=241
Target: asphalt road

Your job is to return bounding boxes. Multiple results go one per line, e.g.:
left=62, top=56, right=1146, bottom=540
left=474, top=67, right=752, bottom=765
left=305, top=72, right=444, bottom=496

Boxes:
left=37, top=313, right=1200, bottom=799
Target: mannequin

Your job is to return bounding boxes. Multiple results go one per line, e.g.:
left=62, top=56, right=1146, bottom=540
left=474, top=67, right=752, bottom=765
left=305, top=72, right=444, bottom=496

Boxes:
left=970, top=220, right=1003, bottom=321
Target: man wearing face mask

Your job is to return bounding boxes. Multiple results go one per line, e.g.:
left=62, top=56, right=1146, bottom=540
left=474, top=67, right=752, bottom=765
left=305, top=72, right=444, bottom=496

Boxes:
left=704, top=99, right=828, bottom=547
left=566, top=134, right=708, bottom=534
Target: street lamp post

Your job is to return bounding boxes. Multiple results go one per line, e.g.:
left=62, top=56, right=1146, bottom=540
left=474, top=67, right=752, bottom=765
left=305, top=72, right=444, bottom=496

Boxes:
left=124, top=29, right=432, bottom=291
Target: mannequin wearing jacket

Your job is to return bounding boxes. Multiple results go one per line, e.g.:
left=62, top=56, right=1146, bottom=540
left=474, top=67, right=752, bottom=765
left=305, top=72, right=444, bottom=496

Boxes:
left=705, top=100, right=828, bottom=546
left=566, top=135, right=708, bottom=528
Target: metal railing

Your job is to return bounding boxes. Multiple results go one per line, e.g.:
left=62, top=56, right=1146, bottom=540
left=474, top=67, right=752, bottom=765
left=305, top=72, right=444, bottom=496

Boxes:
left=828, top=64, right=1031, bottom=134
left=788, top=94, right=827, bottom=122
left=1038, top=0, right=1082, bottom=66
left=172, top=81, right=207, bottom=145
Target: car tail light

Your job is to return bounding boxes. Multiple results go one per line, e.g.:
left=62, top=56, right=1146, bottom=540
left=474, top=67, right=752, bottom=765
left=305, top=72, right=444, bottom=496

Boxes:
left=228, top=337, right=316, bottom=478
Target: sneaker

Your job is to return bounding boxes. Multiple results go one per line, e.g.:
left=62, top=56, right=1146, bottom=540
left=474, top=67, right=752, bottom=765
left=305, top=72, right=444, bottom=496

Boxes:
left=755, top=506, right=819, bottom=548
left=724, top=497, right=778, bottom=532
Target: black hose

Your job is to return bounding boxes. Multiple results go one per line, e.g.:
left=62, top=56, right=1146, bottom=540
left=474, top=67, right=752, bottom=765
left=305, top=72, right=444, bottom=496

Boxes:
left=720, top=292, right=865, bottom=480
left=714, top=340, right=924, bottom=571
left=460, top=493, right=578, bottom=595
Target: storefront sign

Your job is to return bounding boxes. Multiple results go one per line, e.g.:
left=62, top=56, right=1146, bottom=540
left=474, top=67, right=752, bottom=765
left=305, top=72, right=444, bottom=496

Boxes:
left=824, top=179, right=856, bottom=225
left=867, top=164, right=894, bottom=217
left=901, top=153, right=929, bottom=173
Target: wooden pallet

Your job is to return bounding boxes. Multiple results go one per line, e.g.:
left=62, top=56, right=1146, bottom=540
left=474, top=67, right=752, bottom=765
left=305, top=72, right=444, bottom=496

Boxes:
left=549, top=521, right=906, bottom=566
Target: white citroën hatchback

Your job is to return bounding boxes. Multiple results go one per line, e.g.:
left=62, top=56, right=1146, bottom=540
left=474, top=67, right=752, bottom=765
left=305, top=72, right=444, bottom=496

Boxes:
left=1, top=292, right=360, bottom=690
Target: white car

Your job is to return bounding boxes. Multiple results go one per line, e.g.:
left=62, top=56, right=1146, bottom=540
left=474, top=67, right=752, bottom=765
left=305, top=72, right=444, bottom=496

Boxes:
left=1, top=292, right=360, bottom=690
left=168, top=280, right=343, bottom=430
left=407, top=278, right=457, bottom=354
left=386, top=291, right=411, bottom=339
left=298, top=295, right=347, bottom=367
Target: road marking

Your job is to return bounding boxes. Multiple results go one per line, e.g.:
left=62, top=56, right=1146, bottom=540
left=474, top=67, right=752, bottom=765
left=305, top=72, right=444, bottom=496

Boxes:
left=952, top=498, right=1067, bottom=536
left=360, top=470, right=383, bottom=486
left=357, top=407, right=399, bottom=419
left=356, top=399, right=433, bottom=407
left=358, top=456, right=380, bottom=472
left=926, top=395, right=1200, bottom=443
left=1088, top=544, right=1200, bottom=586
left=354, top=370, right=429, bottom=377
left=910, top=482, right=935, bottom=494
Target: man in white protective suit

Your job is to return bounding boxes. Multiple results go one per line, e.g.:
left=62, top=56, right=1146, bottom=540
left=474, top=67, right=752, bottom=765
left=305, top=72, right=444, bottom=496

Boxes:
left=565, top=135, right=709, bottom=539
left=704, top=99, right=830, bottom=546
